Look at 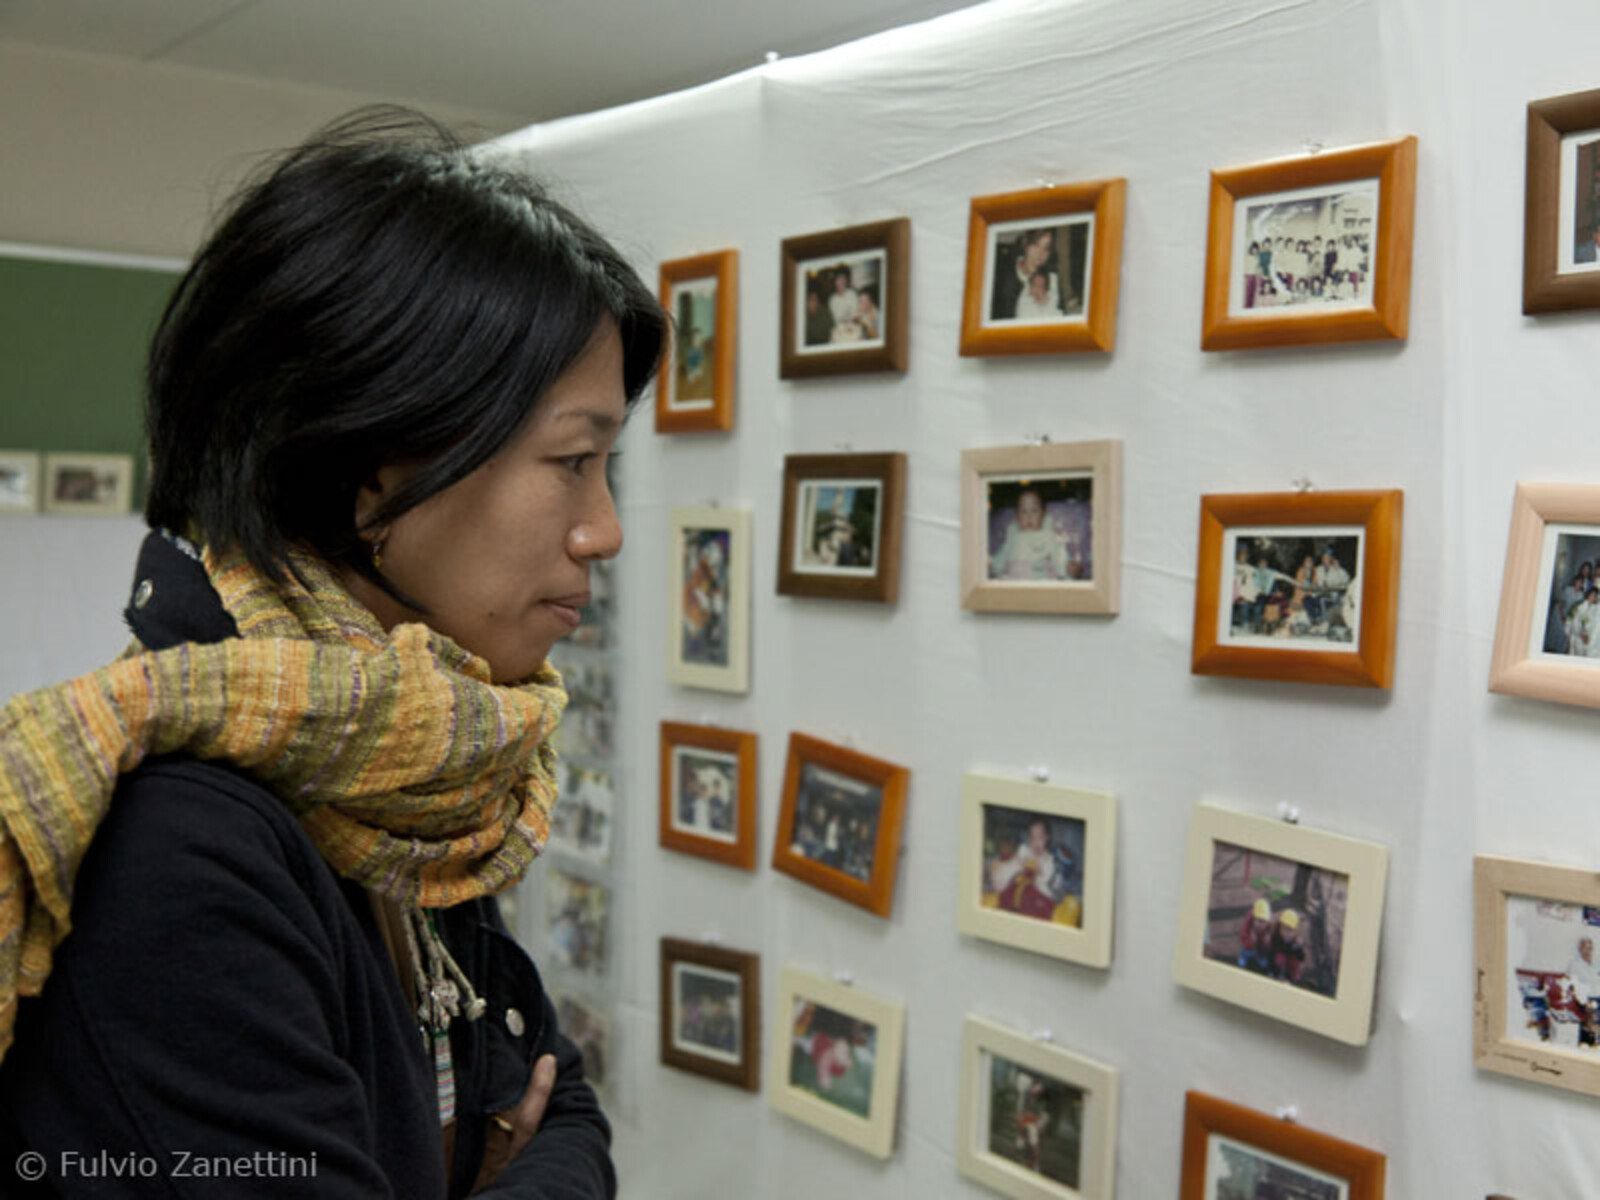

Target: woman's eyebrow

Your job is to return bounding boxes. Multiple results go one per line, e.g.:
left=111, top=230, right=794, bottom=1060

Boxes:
left=553, top=409, right=622, bottom=434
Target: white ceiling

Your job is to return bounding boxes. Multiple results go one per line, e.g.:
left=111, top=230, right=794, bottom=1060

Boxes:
left=0, top=0, right=986, bottom=125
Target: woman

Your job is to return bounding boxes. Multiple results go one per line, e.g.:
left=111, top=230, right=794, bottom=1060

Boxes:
left=0, top=110, right=663, bottom=1197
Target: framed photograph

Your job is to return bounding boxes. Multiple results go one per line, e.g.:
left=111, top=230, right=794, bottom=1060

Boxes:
left=957, top=1016, right=1119, bottom=1200
left=1172, top=803, right=1388, bottom=1046
left=959, top=180, right=1126, bottom=356
left=544, top=866, right=610, bottom=977
left=768, top=967, right=905, bottom=1159
left=658, top=720, right=758, bottom=870
left=1523, top=88, right=1600, bottom=313
left=779, top=218, right=909, bottom=378
left=657, top=250, right=737, bottom=431
left=667, top=505, right=751, bottom=692
left=659, top=937, right=760, bottom=1090
left=1191, top=489, right=1403, bottom=689
left=1474, top=855, right=1600, bottom=1099
left=776, top=452, right=906, bottom=603
left=772, top=732, right=909, bottom=918
left=0, top=451, right=41, bottom=514
left=957, top=774, right=1116, bottom=969
left=1487, top=482, right=1600, bottom=709
left=1200, top=136, right=1416, bottom=350
left=1180, top=1091, right=1386, bottom=1200
left=552, top=988, right=613, bottom=1093
left=42, top=452, right=134, bottom=515
left=552, top=658, right=614, bottom=761
left=961, top=440, right=1122, bottom=615
left=550, top=760, right=614, bottom=866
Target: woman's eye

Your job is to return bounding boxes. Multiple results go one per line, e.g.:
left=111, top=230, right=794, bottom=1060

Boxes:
left=561, top=453, right=596, bottom=474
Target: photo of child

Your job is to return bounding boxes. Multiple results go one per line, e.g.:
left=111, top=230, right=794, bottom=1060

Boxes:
left=985, top=472, right=1093, bottom=582
left=980, top=803, right=1086, bottom=928
left=788, top=999, right=877, bottom=1118
left=1202, top=841, right=1348, bottom=1000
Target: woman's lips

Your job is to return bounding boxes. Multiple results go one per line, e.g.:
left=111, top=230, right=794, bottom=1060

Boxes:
left=542, top=593, right=589, bottom=629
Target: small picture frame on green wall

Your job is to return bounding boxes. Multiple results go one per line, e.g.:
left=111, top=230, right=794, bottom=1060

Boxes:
left=0, top=451, right=42, bottom=514
left=43, top=452, right=134, bottom=516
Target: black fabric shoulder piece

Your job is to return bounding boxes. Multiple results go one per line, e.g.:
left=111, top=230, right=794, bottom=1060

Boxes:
left=123, top=531, right=240, bottom=650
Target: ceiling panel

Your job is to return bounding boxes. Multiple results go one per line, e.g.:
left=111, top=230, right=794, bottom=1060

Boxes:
left=0, top=0, right=249, bottom=59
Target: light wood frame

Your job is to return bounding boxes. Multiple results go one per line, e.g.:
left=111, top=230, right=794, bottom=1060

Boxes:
left=1172, top=803, right=1389, bottom=1046
left=958, top=181, right=1126, bottom=356
left=1192, top=488, right=1403, bottom=689
left=768, top=966, right=905, bottom=1159
left=958, top=1017, right=1119, bottom=1200
left=42, top=451, right=134, bottom=515
left=1523, top=89, right=1600, bottom=314
left=1488, top=482, right=1600, bottom=709
left=1200, top=136, right=1417, bottom=350
left=1474, top=854, right=1600, bottom=1099
left=957, top=773, right=1117, bottom=969
left=659, top=936, right=761, bottom=1091
left=667, top=505, right=751, bottom=692
left=0, top=450, right=41, bottom=513
left=777, top=452, right=906, bottom=604
left=1180, top=1091, right=1385, bottom=1200
left=772, top=732, right=908, bottom=918
left=961, top=440, right=1121, bottom=614
left=658, top=720, right=759, bottom=870
left=779, top=218, right=910, bottom=378
left=657, top=249, right=738, bottom=432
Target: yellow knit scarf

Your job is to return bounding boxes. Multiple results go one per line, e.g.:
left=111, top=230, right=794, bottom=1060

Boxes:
left=0, top=545, right=567, bottom=1061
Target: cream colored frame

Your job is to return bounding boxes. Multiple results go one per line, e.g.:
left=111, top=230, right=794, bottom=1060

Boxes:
left=957, top=774, right=1117, bottom=969
left=0, top=450, right=41, bottom=513
left=1474, top=855, right=1600, bottom=1099
left=1172, top=803, right=1388, bottom=1046
left=960, top=440, right=1121, bottom=614
left=666, top=505, right=751, bottom=693
left=957, top=1016, right=1120, bottom=1200
left=1488, top=482, right=1600, bottom=709
left=767, top=967, right=905, bottom=1159
left=42, top=452, right=133, bottom=515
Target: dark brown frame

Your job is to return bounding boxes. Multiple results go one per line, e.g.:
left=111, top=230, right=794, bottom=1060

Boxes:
left=771, top=732, right=909, bottom=918
left=656, top=250, right=738, bottom=432
left=776, top=452, right=906, bottom=603
left=1180, top=1092, right=1385, bottom=1199
left=659, top=937, right=760, bottom=1091
left=1524, top=88, right=1600, bottom=314
left=658, top=721, right=758, bottom=869
left=779, top=219, right=910, bottom=378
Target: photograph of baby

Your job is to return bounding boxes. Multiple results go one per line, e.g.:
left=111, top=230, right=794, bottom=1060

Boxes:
left=1562, top=130, right=1600, bottom=274
left=798, top=251, right=886, bottom=352
left=1534, top=526, right=1600, bottom=659
left=545, top=868, right=610, bottom=976
left=673, top=963, right=744, bottom=1064
left=1230, top=180, right=1376, bottom=315
left=795, top=479, right=881, bottom=575
left=980, top=803, right=1085, bottom=928
left=984, top=1051, right=1085, bottom=1190
left=1225, top=529, right=1362, bottom=649
left=789, top=998, right=877, bottom=1119
left=670, top=745, right=740, bottom=845
left=667, top=277, right=717, bottom=410
left=982, top=214, right=1091, bottom=326
left=985, top=471, right=1093, bottom=583
left=1205, top=1137, right=1347, bottom=1200
left=1503, top=895, right=1600, bottom=1053
left=680, top=526, right=731, bottom=668
left=1203, top=840, right=1348, bottom=1000
left=553, top=991, right=611, bottom=1090
left=550, top=760, right=613, bottom=865
left=787, top=762, right=883, bottom=883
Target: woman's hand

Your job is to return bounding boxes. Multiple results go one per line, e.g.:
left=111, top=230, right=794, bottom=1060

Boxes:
left=472, top=1053, right=558, bottom=1193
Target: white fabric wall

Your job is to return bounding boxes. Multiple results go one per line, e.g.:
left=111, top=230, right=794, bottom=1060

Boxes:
left=484, top=0, right=1600, bottom=1196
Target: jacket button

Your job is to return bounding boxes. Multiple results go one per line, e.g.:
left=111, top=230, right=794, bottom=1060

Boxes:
left=505, top=1007, right=525, bottom=1037
left=133, top=579, right=155, bottom=609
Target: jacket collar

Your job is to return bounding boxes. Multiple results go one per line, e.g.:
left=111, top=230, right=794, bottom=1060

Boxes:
left=123, top=531, right=240, bottom=651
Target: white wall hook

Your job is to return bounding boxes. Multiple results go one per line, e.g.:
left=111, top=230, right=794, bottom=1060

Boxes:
left=700, top=930, right=723, bottom=946
left=1028, top=764, right=1051, bottom=783
left=1277, top=801, right=1301, bottom=825
left=1031, top=1028, right=1054, bottom=1043
left=832, top=969, right=855, bottom=986
left=1292, top=477, right=1314, bottom=493
left=1275, top=1103, right=1300, bottom=1124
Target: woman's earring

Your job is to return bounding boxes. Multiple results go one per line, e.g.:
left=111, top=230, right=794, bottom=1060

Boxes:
left=370, top=535, right=386, bottom=572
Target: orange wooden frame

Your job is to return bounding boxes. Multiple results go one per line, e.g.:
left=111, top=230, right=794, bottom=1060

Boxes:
left=958, top=179, right=1126, bottom=356
left=656, top=250, right=738, bottom=433
left=659, top=936, right=761, bottom=1091
left=771, top=732, right=908, bottom=918
left=1180, top=1092, right=1385, bottom=1200
left=658, top=721, right=759, bottom=869
left=1523, top=88, right=1600, bottom=314
left=1191, top=489, right=1403, bottom=688
left=1200, top=137, right=1416, bottom=350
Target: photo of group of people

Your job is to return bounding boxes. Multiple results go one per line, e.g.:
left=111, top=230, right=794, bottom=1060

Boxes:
left=985, top=472, right=1094, bottom=583
left=680, top=526, right=731, bottom=668
left=1205, top=1137, right=1346, bottom=1200
left=798, top=252, right=885, bottom=350
left=795, top=479, right=881, bottom=574
left=982, top=216, right=1090, bottom=325
left=1506, top=895, right=1600, bottom=1051
left=787, top=763, right=884, bottom=883
left=673, top=963, right=743, bottom=1064
left=1563, top=131, right=1600, bottom=273
left=983, top=1051, right=1085, bottom=1189
left=669, top=745, right=740, bottom=844
left=546, top=868, right=610, bottom=976
left=550, top=761, right=613, bottom=865
left=1227, top=531, right=1361, bottom=648
left=1204, top=841, right=1348, bottom=1000
left=1232, top=182, right=1376, bottom=313
left=1536, top=529, right=1600, bottom=658
left=980, top=802, right=1086, bottom=928
left=667, top=278, right=717, bottom=410
left=788, top=999, right=878, bottom=1119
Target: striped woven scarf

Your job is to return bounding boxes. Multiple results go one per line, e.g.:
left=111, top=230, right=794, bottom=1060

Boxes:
left=0, top=545, right=567, bottom=1061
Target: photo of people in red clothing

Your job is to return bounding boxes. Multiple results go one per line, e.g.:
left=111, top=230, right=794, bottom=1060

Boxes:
left=984, top=1051, right=1085, bottom=1189
left=1203, top=841, right=1348, bottom=1000
left=788, top=999, right=878, bottom=1118
left=979, top=802, right=1086, bottom=928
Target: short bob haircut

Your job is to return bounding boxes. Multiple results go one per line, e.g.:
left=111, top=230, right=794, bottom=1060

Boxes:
left=146, top=107, right=665, bottom=595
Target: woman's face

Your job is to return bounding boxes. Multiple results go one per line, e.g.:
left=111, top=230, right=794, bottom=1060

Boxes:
left=348, top=322, right=627, bottom=682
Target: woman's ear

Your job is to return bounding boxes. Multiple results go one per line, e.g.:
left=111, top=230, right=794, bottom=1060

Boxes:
left=352, top=464, right=404, bottom=541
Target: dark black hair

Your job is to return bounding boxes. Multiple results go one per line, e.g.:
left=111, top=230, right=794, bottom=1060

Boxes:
left=145, top=106, right=665, bottom=594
